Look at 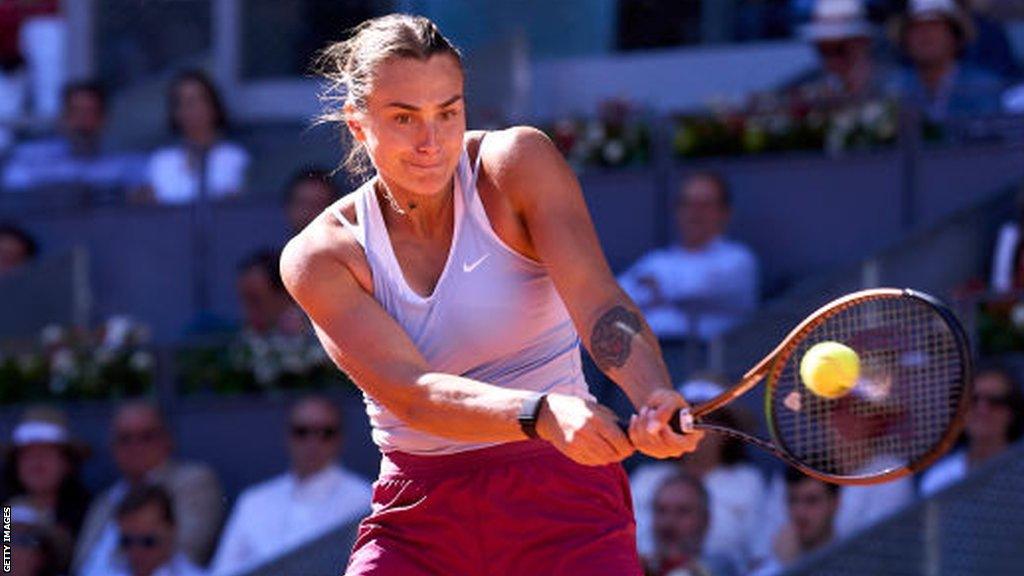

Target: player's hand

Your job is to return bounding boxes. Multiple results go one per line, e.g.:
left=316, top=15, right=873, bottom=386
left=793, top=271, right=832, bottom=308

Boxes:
left=536, top=393, right=635, bottom=466
left=628, top=388, right=704, bottom=459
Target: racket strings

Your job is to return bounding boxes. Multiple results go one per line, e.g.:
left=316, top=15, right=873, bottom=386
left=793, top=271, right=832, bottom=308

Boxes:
left=771, top=297, right=965, bottom=479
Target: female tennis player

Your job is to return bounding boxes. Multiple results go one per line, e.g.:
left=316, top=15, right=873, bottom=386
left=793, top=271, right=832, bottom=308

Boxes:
left=281, top=14, right=703, bottom=575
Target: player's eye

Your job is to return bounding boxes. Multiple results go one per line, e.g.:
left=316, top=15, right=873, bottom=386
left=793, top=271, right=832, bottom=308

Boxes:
left=394, top=114, right=412, bottom=125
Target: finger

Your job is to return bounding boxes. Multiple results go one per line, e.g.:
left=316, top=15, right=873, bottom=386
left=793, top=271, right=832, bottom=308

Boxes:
left=642, top=406, right=665, bottom=435
left=627, top=413, right=641, bottom=446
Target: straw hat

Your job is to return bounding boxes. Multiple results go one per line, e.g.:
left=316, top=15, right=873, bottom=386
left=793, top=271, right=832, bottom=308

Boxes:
left=800, top=0, right=875, bottom=42
left=3, top=406, right=91, bottom=460
left=891, top=0, right=976, bottom=46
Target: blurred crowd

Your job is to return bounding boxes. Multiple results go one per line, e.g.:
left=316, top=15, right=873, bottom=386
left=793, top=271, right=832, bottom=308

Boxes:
left=2, top=396, right=372, bottom=576
left=3, top=364, right=1019, bottom=576
left=1, top=1, right=1024, bottom=575
left=631, top=366, right=1024, bottom=576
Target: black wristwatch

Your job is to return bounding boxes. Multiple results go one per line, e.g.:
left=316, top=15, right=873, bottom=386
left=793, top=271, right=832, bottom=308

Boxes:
left=518, top=392, right=548, bottom=440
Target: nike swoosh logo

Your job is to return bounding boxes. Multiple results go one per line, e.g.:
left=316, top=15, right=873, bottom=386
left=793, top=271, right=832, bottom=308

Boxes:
left=462, top=254, right=489, bottom=273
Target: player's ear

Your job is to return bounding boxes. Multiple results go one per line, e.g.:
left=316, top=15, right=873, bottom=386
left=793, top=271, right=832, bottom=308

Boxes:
left=343, top=102, right=366, bottom=142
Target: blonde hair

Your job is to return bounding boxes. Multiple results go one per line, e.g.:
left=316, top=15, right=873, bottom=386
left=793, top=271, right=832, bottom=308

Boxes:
left=315, top=14, right=463, bottom=178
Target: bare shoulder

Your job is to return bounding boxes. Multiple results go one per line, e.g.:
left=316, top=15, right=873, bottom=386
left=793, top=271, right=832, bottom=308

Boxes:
left=280, top=191, right=370, bottom=300
left=475, top=126, right=561, bottom=172
left=476, top=126, right=578, bottom=205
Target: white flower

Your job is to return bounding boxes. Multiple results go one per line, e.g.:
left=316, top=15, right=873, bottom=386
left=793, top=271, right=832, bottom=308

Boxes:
left=129, top=351, right=155, bottom=373
left=602, top=140, right=626, bottom=165
left=253, top=360, right=279, bottom=387
left=104, top=316, right=134, bottom=349
left=860, top=102, right=886, bottom=127
left=305, top=345, right=330, bottom=367
left=41, top=325, right=65, bottom=347
left=281, top=352, right=306, bottom=374
left=51, top=349, right=78, bottom=378
left=1011, top=302, right=1024, bottom=329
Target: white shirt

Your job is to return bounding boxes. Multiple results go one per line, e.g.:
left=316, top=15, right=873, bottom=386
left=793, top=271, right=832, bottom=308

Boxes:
left=78, top=483, right=128, bottom=576
left=990, top=223, right=1019, bottom=294
left=617, top=238, right=759, bottom=340
left=210, top=465, right=372, bottom=576
left=146, top=141, right=249, bottom=204
left=631, top=461, right=765, bottom=571
left=919, top=450, right=967, bottom=497
left=110, top=552, right=206, bottom=576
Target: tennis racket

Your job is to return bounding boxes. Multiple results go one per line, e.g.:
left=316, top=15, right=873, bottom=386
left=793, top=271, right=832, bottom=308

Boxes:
left=636, top=288, right=971, bottom=486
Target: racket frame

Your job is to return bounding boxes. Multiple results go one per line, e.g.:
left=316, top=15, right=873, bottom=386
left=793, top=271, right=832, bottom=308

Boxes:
left=673, top=288, right=972, bottom=486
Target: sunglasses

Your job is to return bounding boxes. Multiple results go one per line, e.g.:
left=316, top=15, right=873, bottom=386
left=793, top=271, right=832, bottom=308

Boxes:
left=290, top=425, right=339, bottom=441
left=119, top=533, right=162, bottom=550
left=971, top=393, right=1012, bottom=407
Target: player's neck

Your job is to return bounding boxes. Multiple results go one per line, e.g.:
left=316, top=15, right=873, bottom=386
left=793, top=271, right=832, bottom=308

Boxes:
left=376, top=177, right=455, bottom=238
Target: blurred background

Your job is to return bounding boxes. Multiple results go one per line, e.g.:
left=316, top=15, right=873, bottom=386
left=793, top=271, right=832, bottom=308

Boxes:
left=1, top=1, right=1024, bottom=575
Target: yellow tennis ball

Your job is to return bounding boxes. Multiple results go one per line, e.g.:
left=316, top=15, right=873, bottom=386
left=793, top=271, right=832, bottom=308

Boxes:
left=799, top=341, right=860, bottom=399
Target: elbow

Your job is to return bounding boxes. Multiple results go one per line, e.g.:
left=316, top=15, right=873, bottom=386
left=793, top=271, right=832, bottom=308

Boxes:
left=368, top=371, right=439, bottom=429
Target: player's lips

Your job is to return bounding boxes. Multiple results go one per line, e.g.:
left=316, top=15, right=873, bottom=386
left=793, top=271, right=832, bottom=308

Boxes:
left=405, top=158, right=449, bottom=172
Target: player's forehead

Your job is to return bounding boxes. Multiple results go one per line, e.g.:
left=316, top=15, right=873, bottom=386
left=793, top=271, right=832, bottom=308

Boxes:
left=365, top=54, right=464, bottom=110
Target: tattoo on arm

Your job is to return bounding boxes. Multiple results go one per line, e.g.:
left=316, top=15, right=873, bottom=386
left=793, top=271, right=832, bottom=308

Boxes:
left=590, top=306, right=642, bottom=372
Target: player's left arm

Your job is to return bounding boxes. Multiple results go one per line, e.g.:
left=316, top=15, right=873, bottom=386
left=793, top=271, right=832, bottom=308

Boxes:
left=485, top=126, right=702, bottom=458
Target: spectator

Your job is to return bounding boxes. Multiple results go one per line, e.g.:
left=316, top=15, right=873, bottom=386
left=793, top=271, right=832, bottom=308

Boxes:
left=888, top=0, right=1005, bottom=120
left=111, top=484, right=205, bottom=576
left=7, top=502, right=68, bottom=576
left=756, top=400, right=914, bottom=562
left=0, top=222, right=38, bottom=275
left=210, top=395, right=372, bottom=575
left=284, top=166, right=340, bottom=235
left=643, top=473, right=739, bottom=576
left=618, top=172, right=758, bottom=341
left=798, top=0, right=889, bottom=100
left=920, top=365, right=1024, bottom=495
left=751, top=469, right=841, bottom=575
left=1, top=406, right=91, bottom=561
left=237, top=249, right=306, bottom=336
left=631, top=378, right=764, bottom=571
left=73, top=401, right=224, bottom=576
left=141, top=70, right=249, bottom=204
left=0, top=0, right=58, bottom=154
left=989, top=189, right=1024, bottom=293
left=958, top=0, right=1022, bottom=81
left=2, top=80, right=142, bottom=192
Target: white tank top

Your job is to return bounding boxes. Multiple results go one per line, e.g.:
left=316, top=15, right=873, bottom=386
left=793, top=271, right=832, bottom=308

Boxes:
left=332, top=137, right=594, bottom=455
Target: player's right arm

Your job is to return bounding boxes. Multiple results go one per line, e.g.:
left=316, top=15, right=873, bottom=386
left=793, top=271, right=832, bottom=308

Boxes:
left=280, top=217, right=632, bottom=465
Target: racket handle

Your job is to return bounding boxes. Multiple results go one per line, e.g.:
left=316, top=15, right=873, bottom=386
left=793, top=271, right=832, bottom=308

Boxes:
left=618, top=408, right=694, bottom=435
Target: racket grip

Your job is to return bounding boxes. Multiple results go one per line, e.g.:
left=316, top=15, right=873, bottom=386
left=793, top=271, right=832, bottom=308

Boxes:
left=618, top=408, right=694, bottom=435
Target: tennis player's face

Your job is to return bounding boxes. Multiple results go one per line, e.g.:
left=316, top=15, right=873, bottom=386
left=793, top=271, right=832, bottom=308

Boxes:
left=351, top=54, right=466, bottom=198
